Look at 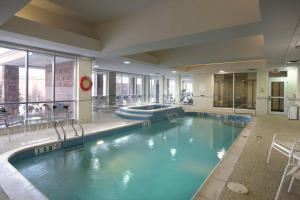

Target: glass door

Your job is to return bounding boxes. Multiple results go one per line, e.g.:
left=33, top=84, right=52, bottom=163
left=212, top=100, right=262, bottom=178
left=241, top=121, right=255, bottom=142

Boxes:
left=269, top=79, right=286, bottom=114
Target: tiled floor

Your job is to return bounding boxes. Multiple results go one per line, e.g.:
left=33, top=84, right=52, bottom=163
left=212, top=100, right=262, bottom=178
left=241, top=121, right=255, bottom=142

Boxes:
left=219, top=115, right=300, bottom=200
left=0, top=110, right=137, bottom=154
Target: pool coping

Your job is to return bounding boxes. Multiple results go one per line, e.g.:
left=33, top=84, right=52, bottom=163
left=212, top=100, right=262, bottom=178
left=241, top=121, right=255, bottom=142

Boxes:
left=192, top=116, right=256, bottom=200
left=0, top=121, right=143, bottom=200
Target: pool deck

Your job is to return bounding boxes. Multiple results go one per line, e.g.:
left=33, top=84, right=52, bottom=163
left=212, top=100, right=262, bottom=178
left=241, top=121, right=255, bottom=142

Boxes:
left=194, top=114, right=300, bottom=200
left=0, top=110, right=140, bottom=200
left=1, top=108, right=300, bottom=200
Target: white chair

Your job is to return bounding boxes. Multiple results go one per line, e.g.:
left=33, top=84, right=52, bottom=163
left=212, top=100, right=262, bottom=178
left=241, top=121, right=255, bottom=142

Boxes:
left=267, top=134, right=300, bottom=164
left=275, top=151, right=300, bottom=200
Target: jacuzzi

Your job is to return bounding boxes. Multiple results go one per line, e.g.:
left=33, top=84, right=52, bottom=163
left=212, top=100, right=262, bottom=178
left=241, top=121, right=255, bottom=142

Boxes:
left=115, top=104, right=184, bottom=123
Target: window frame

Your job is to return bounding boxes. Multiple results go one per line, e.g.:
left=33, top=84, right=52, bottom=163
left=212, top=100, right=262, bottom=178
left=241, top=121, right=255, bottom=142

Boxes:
left=213, top=72, right=257, bottom=110
left=0, top=45, right=77, bottom=118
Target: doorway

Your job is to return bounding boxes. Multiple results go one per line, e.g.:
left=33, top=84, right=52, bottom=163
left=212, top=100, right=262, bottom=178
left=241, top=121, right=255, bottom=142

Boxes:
left=269, top=79, right=286, bottom=114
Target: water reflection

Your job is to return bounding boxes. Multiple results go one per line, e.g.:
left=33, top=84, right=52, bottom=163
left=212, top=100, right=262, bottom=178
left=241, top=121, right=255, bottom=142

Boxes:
left=147, top=138, right=154, bottom=149
left=162, top=132, right=167, bottom=141
left=113, top=136, right=129, bottom=147
left=170, top=148, right=177, bottom=160
left=90, top=158, right=100, bottom=170
left=217, top=148, right=226, bottom=160
left=97, top=140, right=104, bottom=145
left=188, top=138, right=193, bottom=144
left=122, top=170, right=134, bottom=188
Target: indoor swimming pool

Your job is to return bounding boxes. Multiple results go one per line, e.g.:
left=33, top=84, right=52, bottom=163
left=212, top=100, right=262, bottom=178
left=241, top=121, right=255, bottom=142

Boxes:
left=12, top=116, right=244, bottom=200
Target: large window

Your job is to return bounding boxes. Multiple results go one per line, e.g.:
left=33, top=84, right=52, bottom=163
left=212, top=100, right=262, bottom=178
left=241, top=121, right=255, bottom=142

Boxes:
left=164, top=76, right=175, bottom=103
left=0, top=47, right=26, bottom=115
left=234, top=73, right=256, bottom=109
left=214, top=74, right=233, bottom=108
left=116, top=73, right=143, bottom=97
left=92, top=71, right=107, bottom=96
left=0, top=46, right=76, bottom=117
left=181, top=77, right=193, bottom=94
left=214, top=73, right=256, bottom=109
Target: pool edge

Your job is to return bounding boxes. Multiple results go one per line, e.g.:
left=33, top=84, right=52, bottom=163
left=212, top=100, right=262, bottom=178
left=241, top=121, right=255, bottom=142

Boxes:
left=0, top=114, right=253, bottom=200
left=192, top=117, right=257, bottom=200
left=0, top=121, right=143, bottom=200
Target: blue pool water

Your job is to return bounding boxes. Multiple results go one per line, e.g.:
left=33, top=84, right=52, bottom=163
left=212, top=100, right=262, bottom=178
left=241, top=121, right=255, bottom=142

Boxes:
left=14, top=116, right=243, bottom=200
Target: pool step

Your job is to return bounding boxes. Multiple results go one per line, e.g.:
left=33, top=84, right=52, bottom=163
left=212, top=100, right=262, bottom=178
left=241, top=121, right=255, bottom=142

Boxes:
left=115, top=110, right=153, bottom=120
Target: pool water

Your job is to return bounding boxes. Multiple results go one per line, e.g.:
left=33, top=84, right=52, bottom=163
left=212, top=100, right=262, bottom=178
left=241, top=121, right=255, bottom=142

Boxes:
left=14, top=116, right=243, bottom=200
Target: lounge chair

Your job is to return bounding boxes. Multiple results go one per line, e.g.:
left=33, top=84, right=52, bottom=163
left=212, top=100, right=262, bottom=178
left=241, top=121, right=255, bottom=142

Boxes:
left=275, top=152, right=300, bottom=200
left=267, top=133, right=300, bottom=164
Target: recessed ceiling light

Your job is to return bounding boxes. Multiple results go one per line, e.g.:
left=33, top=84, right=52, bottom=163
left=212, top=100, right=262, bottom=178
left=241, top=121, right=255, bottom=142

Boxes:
left=219, top=70, right=225, bottom=73
left=123, top=61, right=131, bottom=64
left=287, top=60, right=300, bottom=63
left=172, top=70, right=177, bottom=74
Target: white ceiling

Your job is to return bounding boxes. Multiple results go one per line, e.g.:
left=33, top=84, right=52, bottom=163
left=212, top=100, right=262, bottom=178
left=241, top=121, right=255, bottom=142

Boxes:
left=46, top=0, right=162, bottom=24
left=0, top=0, right=300, bottom=75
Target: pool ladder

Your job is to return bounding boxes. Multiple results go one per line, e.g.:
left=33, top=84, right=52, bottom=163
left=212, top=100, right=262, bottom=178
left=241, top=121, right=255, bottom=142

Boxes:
left=54, top=119, right=84, bottom=151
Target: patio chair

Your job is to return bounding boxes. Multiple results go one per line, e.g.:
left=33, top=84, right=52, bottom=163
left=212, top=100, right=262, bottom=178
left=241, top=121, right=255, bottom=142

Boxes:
left=0, top=107, right=25, bottom=141
left=267, top=133, right=300, bottom=164
left=275, top=152, right=300, bottom=200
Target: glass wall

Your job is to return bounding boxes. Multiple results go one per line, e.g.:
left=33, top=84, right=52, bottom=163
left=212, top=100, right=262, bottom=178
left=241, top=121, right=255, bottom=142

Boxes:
left=0, top=47, right=26, bottom=115
left=181, top=78, right=193, bottom=94
left=214, top=74, right=234, bottom=108
left=92, top=71, right=107, bottom=96
left=0, top=46, right=76, bottom=117
left=116, top=73, right=143, bottom=98
left=164, top=76, right=175, bottom=103
left=214, top=73, right=256, bottom=109
left=234, top=73, right=256, bottom=109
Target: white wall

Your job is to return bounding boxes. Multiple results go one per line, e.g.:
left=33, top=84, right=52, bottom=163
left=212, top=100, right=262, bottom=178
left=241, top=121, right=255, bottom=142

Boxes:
left=256, top=68, right=268, bottom=115
left=192, top=73, right=214, bottom=109
left=76, top=57, right=92, bottom=123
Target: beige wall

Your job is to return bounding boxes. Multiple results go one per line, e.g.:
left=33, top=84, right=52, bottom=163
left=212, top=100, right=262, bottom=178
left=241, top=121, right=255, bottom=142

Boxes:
left=189, top=67, right=300, bottom=116
left=192, top=73, right=214, bottom=109
left=256, top=68, right=269, bottom=115
left=76, top=57, right=92, bottom=123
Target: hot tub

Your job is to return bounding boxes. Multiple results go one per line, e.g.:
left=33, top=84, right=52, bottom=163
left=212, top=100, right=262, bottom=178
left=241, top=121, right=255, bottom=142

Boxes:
left=115, top=104, right=184, bottom=123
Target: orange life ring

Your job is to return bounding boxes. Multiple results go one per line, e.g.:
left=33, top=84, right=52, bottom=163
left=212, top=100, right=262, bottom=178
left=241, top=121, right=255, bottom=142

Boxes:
left=80, top=76, right=93, bottom=91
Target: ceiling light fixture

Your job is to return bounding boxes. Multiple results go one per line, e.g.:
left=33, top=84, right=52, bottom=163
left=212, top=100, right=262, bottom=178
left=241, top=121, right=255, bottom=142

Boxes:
left=287, top=60, right=300, bottom=64
left=123, top=61, right=131, bottom=64
left=93, top=65, right=99, bottom=68
left=219, top=70, right=225, bottom=73
left=172, top=70, right=177, bottom=74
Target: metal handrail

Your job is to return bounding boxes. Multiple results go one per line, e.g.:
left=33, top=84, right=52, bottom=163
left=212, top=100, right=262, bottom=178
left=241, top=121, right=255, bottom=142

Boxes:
left=54, top=119, right=84, bottom=151
left=54, top=120, right=67, bottom=149
left=71, top=119, right=84, bottom=146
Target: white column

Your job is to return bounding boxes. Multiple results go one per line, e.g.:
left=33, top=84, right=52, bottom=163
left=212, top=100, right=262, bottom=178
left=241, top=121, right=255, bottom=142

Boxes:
left=76, top=57, right=92, bottom=123
left=144, top=75, right=150, bottom=103
left=159, top=75, right=165, bottom=104
left=256, top=68, right=269, bottom=115
left=175, top=74, right=181, bottom=104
